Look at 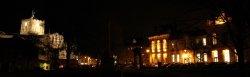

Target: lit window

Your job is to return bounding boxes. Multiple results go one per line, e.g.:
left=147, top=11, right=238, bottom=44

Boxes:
left=151, top=54, right=155, bottom=63
left=163, top=53, right=167, bottom=61
left=163, top=39, right=167, bottom=52
left=235, top=49, right=238, bottom=62
left=157, top=40, right=161, bottom=52
left=151, top=41, right=155, bottom=52
left=157, top=49, right=161, bottom=52
left=223, top=49, right=230, bottom=63
left=177, top=54, right=180, bottom=63
left=203, top=38, right=206, bottom=46
left=163, top=53, right=167, bottom=64
left=212, top=50, right=218, bottom=62
left=196, top=53, right=201, bottom=62
left=157, top=54, right=161, bottom=62
left=172, top=54, right=175, bottom=63
left=204, top=53, right=207, bottom=62
left=188, top=55, right=192, bottom=63
left=183, top=53, right=188, bottom=64
left=215, top=18, right=226, bottom=25
left=212, top=33, right=217, bottom=45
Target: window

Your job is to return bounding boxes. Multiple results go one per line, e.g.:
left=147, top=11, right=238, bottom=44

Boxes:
left=235, top=49, right=238, bottom=62
left=215, top=12, right=227, bottom=25
left=196, top=53, right=201, bottom=62
left=204, top=53, right=207, bottom=62
left=157, top=40, right=161, bottom=52
left=212, top=33, right=217, bottom=45
left=203, top=38, right=206, bottom=46
left=172, top=54, right=175, bottom=63
left=151, top=41, right=155, bottom=52
left=151, top=54, right=155, bottom=63
left=223, top=49, right=230, bottom=63
left=183, top=53, right=188, bottom=64
left=163, top=39, right=167, bottom=52
left=157, top=53, right=161, bottom=62
left=177, top=54, right=180, bottom=63
left=163, top=53, right=167, bottom=63
left=212, top=50, right=218, bottom=62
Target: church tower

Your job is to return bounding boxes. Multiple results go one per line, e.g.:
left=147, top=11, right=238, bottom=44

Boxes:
left=20, top=11, right=45, bottom=35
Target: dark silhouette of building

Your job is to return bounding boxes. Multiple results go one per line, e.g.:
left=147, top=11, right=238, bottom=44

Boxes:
left=0, top=35, right=39, bottom=72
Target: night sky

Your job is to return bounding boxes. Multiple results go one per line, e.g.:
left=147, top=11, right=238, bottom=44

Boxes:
left=0, top=0, right=219, bottom=56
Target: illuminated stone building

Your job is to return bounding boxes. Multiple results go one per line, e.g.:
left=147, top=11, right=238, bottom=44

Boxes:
left=145, top=11, right=238, bottom=67
left=147, top=34, right=170, bottom=66
left=146, top=33, right=237, bottom=66
left=78, top=55, right=98, bottom=67
left=20, top=11, right=45, bottom=35
left=0, top=11, right=82, bottom=71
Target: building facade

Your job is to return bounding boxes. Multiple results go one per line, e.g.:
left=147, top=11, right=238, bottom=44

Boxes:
left=145, top=12, right=238, bottom=67
left=20, top=12, right=45, bottom=35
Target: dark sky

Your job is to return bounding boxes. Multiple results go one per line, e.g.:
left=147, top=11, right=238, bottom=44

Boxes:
left=0, top=0, right=218, bottom=55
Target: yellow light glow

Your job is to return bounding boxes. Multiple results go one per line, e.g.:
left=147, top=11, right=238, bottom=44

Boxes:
left=196, top=53, right=201, bottom=62
left=177, top=54, right=180, bottom=62
left=182, top=53, right=190, bottom=64
left=183, top=54, right=188, bottom=59
left=157, top=54, right=161, bottom=58
left=24, top=22, right=28, bottom=26
left=40, top=63, right=50, bottom=71
left=146, top=49, right=150, bottom=53
left=157, top=49, right=161, bottom=52
left=162, top=53, right=167, bottom=63
left=151, top=41, right=155, bottom=53
left=157, top=40, right=160, bottom=52
left=216, top=21, right=225, bottom=25
left=163, top=53, right=167, bottom=58
left=163, top=49, right=167, bottom=52
left=157, top=54, right=161, bottom=62
left=215, top=12, right=227, bottom=25
left=36, top=23, right=40, bottom=27
left=163, top=39, right=167, bottom=52
left=204, top=53, right=207, bottom=62
left=151, top=54, right=155, bottom=64
left=223, top=49, right=230, bottom=63
left=172, top=54, right=175, bottom=62
left=212, top=50, right=218, bottom=62
left=20, top=19, right=45, bottom=35
left=152, top=54, right=155, bottom=58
